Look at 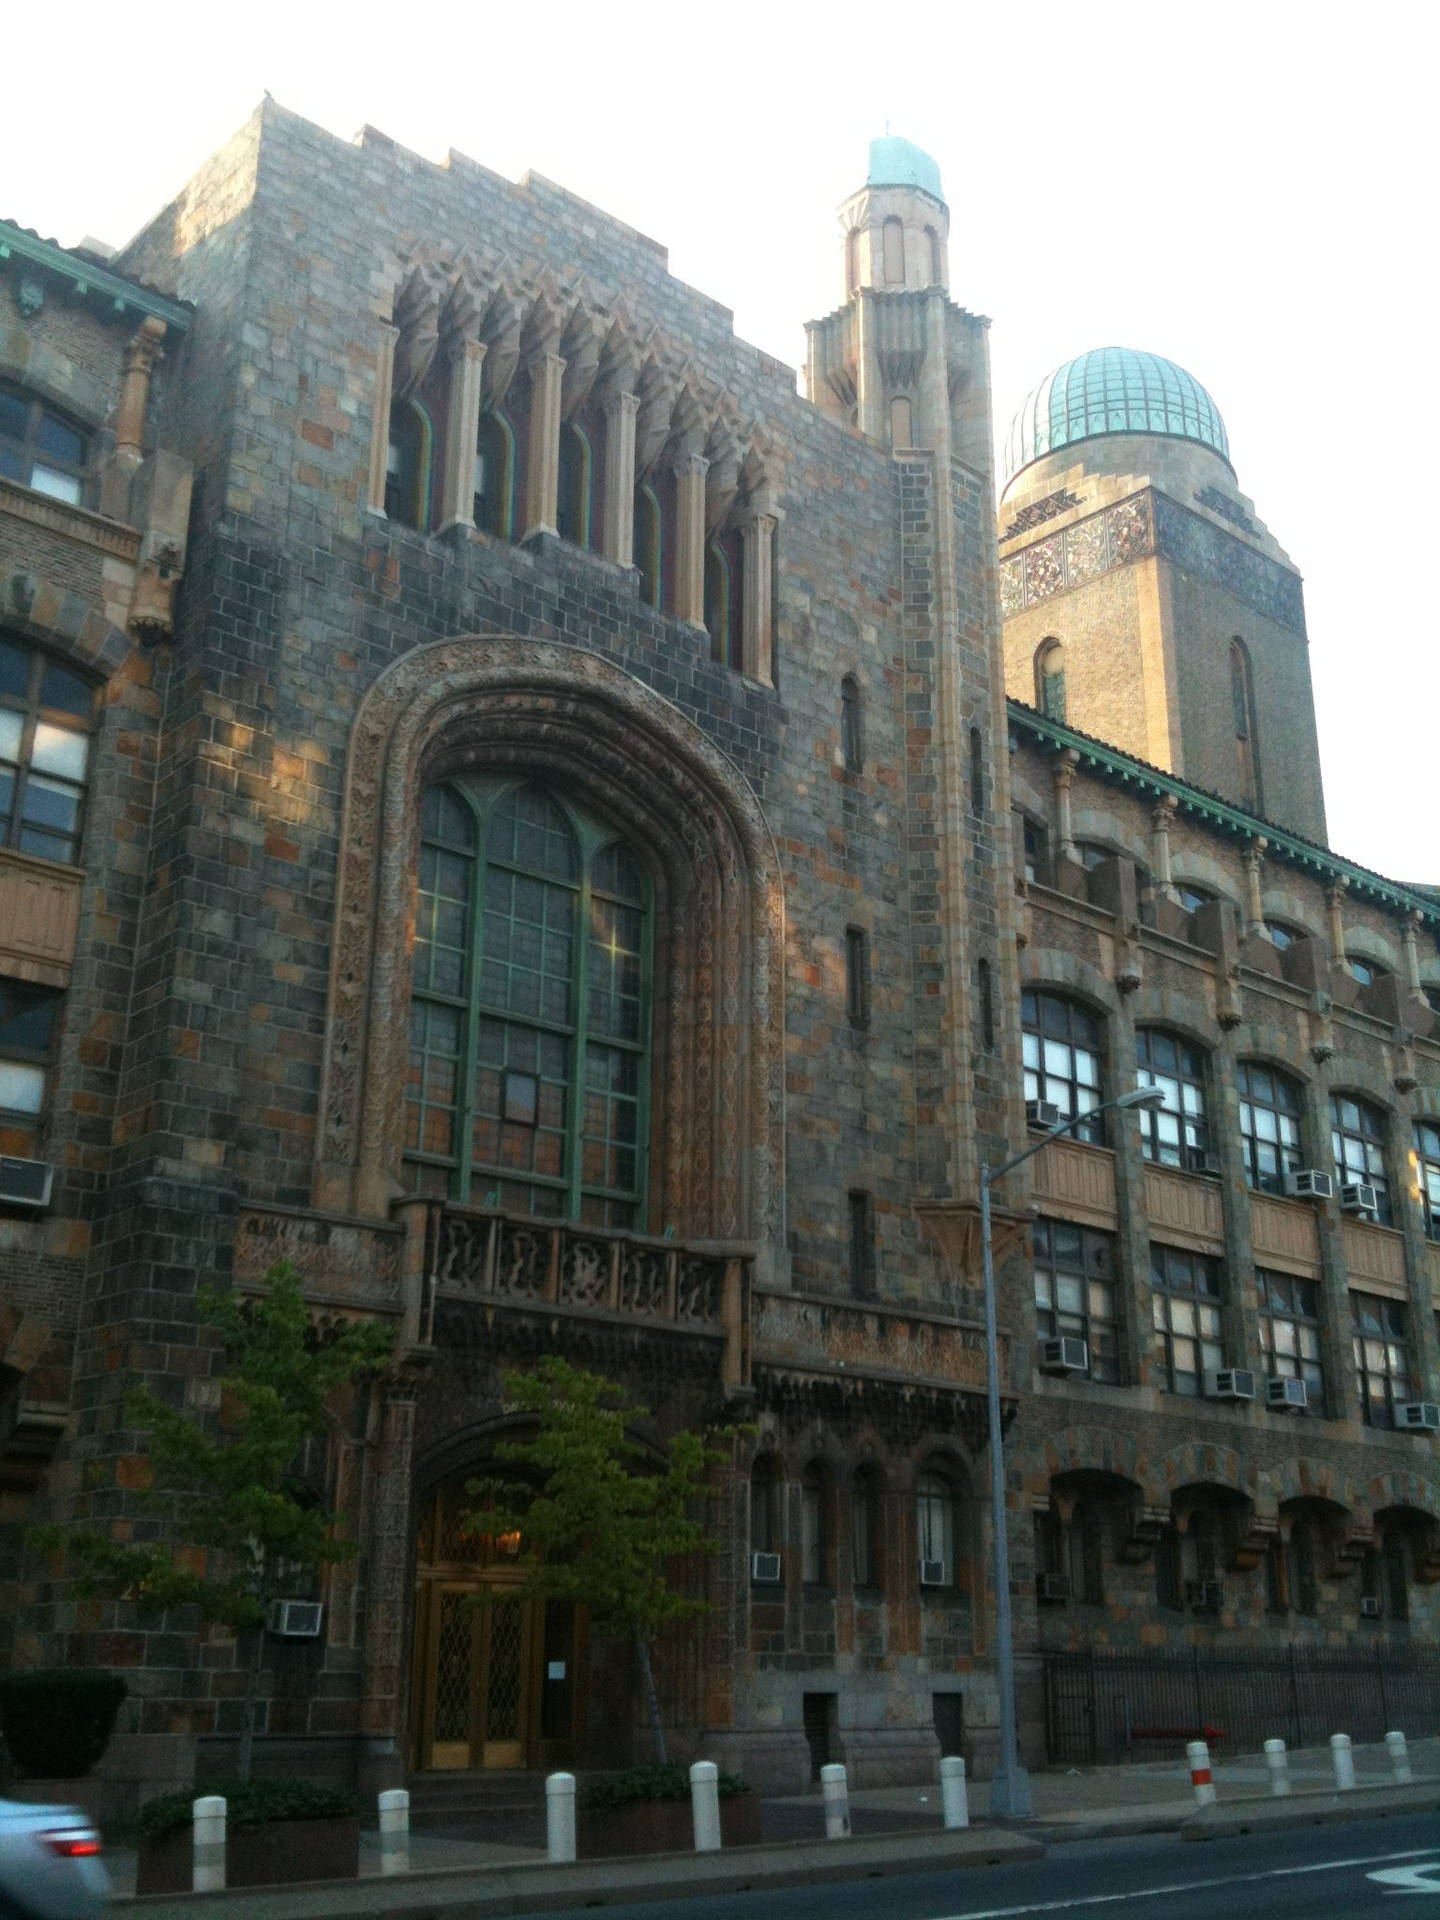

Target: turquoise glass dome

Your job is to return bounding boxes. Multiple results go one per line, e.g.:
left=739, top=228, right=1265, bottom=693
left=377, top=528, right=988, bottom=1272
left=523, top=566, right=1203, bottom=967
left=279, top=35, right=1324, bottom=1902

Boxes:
left=1002, top=347, right=1230, bottom=488
left=867, top=136, right=944, bottom=203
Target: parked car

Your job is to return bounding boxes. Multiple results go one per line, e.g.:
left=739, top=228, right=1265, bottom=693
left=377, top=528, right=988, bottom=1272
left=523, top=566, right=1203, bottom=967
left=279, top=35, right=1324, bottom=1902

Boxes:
left=0, top=1800, right=108, bottom=1919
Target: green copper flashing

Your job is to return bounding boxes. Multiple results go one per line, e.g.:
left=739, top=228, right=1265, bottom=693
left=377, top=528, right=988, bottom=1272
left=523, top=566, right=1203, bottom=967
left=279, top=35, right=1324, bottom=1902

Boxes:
left=867, top=136, right=945, bottom=204
left=1008, top=700, right=1440, bottom=927
left=0, top=223, right=190, bottom=333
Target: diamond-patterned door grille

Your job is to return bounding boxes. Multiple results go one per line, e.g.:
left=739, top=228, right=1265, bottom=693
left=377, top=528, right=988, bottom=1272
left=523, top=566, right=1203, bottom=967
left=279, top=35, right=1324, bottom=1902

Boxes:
left=485, top=1598, right=524, bottom=1741
left=433, top=1591, right=474, bottom=1746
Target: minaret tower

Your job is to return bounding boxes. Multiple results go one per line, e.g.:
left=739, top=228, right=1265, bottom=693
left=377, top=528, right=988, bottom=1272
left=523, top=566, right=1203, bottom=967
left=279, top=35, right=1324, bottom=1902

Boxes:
left=805, top=136, right=988, bottom=471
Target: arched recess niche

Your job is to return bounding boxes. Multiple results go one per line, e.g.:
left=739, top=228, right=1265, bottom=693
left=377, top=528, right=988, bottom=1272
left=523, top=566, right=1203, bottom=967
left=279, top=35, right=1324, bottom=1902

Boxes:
left=314, top=636, right=785, bottom=1270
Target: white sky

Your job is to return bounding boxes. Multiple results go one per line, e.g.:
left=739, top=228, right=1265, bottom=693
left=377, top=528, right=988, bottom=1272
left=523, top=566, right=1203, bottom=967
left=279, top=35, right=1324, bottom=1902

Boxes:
left=7, top=2, right=1434, bottom=880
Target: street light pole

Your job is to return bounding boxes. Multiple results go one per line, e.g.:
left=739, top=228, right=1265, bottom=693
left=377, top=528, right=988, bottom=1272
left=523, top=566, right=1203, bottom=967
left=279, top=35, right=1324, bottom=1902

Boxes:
left=980, top=1084, right=1165, bottom=1821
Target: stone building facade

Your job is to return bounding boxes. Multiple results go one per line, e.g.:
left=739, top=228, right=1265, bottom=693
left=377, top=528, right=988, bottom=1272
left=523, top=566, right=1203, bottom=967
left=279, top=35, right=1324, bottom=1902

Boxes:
left=0, top=113, right=1434, bottom=1808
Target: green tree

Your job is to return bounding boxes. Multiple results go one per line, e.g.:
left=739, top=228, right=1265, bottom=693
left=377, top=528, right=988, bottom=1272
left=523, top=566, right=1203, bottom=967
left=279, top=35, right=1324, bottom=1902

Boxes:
left=30, top=1262, right=392, bottom=1781
left=462, top=1356, right=730, bottom=1765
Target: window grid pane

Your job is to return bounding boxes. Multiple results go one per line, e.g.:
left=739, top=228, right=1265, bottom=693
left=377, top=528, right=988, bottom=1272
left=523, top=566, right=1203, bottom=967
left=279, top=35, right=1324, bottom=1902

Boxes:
left=1136, top=1028, right=1208, bottom=1169
left=1256, top=1269, right=1324, bottom=1403
left=1034, top=1217, right=1118, bottom=1381
left=1330, top=1094, right=1392, bottom=1224
left=1350, top=1290, right=1416, bottom=1426
left=1150, top=1245, right=1224, bottom=1395
left=1236, top=1061, right=1303, bottom=1194
left=0, top=638, right=93, bottom=863
left=1022, top=992, right=1104, bottom=1143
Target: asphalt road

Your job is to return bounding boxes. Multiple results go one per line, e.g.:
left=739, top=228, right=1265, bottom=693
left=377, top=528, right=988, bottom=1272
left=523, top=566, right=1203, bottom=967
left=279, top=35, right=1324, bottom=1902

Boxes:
left=525, top=1812, right=1440, bottom=1920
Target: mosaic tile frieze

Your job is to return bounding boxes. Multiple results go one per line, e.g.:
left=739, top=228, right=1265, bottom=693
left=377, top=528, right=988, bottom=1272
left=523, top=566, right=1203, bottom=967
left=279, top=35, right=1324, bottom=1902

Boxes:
left=1001, top=487, right=1082, bottom=542
left=1001, top=490, right=1303, bottom=633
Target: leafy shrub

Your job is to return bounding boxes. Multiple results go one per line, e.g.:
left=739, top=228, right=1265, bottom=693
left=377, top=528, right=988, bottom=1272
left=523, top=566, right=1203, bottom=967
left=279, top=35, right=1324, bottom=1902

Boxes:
left=138, top=1778, right=360, bottom=1843
left=0, top=1669, right=128, bottom=1779
left=579, top=1763, right=749, bottom=1811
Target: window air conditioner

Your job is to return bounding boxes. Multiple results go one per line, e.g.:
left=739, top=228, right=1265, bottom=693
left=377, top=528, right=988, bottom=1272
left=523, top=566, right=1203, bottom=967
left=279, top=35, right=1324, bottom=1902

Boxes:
left=1184, top=1146, right=1221, bottom=1176
left=750, top=1552, right=782, bottom=1584
left=1036, top=1572, right=1070, bottom=1603
left=1340, top=1182, right=1379, bottom=1217
left=1185, top=1579, right=1223, bottom=1612
left=1206, top=1368, right=1256, bottom=1402
left=1284, top=1169, right=1333, bottom=1201
left=1266, top=1376, right=1309, bottom=1412
left=1026, top=1099, right=1061, bottom=1131
left=1395, top=1401, right=1440, bottom=1433
left=266, top=1599, right=324, bottom=1639
left=1360, top=1595, right=1382, bottom=1619
left=1040, top=1336, right=1088, bottom=1376
left=919, top=1559, right=948, bottom=1588
left=0, top=1157, right=53, bottom=1210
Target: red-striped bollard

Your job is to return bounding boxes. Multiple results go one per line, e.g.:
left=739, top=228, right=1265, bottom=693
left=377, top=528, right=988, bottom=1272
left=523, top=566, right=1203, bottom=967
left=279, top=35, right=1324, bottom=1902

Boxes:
left=1186, top=1739, right=1216, bottom=1806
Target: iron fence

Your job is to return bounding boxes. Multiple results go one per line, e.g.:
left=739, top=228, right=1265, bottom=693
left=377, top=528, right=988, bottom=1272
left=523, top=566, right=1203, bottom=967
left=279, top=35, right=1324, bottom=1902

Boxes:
left=1041, top=1644, right=1440, bottom=1765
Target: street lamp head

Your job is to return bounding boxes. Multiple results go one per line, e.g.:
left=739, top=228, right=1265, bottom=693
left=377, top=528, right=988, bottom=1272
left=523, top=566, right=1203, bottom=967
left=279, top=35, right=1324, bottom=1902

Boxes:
left=1115, top=1086, right=1166, bottom=1111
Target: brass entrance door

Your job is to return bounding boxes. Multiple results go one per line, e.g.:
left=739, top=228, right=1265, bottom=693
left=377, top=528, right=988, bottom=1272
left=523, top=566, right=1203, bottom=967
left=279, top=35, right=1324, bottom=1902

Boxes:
left=419, top=1582, right=532, bottom=1770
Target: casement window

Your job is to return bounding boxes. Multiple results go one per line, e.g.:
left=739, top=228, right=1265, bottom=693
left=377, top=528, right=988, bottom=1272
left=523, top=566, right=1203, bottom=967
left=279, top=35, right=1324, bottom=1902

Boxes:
left=1257, top=1271, right=1324, bottom=1404
left=404, top=780, right=651, bottom=1227
left=1350, top=1291, right=1418, bottom=1428
left=0, top=636, right=95, bottom=866
left=1022, top=992, right=1102, bottom=1142
left=916, top=1470, right=959, bottom=1589
left=1236, top=1060, right=1304, bottom=1194
left=1330, top=1094, right=1392, bottom=1224
left=1135, top=1028, right=1209, bottom=1170
left=1033, top=1218, right=1118, bottom=1381
left=0, top=381, right=89, bottom=506
left=0, top=980, right=61, bottom=1158
left=1150, top=1245, right=1224, bottom=1396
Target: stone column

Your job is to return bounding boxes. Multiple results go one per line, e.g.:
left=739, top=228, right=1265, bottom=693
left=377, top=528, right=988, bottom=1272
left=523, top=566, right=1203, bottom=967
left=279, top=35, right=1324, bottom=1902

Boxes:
left=739, top=505, right=779, bottom=685
left=114, top=317, right=167, bottom=472
left=1149, top=795, right=1179, bottom=902
left=1326, top=881, right=1349, bottom=969
left=366, top=322, right=400, bottom=517
left=1052, top=750, right=1079, bottom=863
left=1402, top=911, right=1426, bottom=1005
left=674, top=450, right=710, bottom=628
left=436, top=335, right=486, bottom=535
left=1242, top=837, right=1268, bottom=937
left=601, top=387, right=639, bottom=568
left=523, top=349, right=566, bottom=541
left=359, top=1371, right=422, bottom=1792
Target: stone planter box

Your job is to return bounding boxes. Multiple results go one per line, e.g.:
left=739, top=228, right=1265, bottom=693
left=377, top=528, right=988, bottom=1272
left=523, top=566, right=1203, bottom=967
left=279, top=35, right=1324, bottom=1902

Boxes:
left=578, top=1791, right=762, bottom=1859
left=135, top=1815, right=360, bottom=1893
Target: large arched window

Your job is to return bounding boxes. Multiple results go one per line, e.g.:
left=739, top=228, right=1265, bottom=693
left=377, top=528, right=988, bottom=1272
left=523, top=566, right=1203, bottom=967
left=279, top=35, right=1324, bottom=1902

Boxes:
left=1035, top=639, right=1066, bottom=721
left=0, top=634, right=95, bottom=864
left=634, top=485, right=662, bottom=609
left=1022, top=991, right=1103, bottom=1142
left=852, top=1466, right=883, bottom=1589
left=916, top=1467, right=962, bottom=1590
left=1236, top=1060, right=1304, bottom=1194
left=882, top=217, right=905, bottom=285
left=802, top=1462, right=829, bottom=1586
left=1331, top=1093, right=1392, bottom=1224
left=704, top=533, right=743, bottom=668
left=405, top=781, right=652, bottom=1227
left=1135, top=1028, right=1209, bottom=1170
left=0, top=380, right=89, bottom=506
left=473, top=412, right=515, bottom=539
left=1230, top=639, right=1262, bottom=811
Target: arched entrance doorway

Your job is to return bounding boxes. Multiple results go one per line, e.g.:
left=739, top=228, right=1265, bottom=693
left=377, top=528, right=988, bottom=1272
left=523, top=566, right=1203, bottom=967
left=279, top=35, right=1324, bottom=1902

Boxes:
left=410, top=1483, right=586, bottom=1772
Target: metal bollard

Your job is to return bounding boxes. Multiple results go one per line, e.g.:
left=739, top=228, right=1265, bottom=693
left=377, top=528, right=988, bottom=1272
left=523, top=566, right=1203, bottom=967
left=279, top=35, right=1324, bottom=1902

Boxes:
left=192, top=1795, right=226, bottom=1893
left=1263, top=1738, right=1290, bottom=1797
left=545, top=1771, right=577, bottom=1865
left=820, top=1762, right=850, bottom=1839
left=378, top=1788, right=409, bottom=1877
left=939, top=1754, right=969, bottom=1830
left=1386, top=1730, right=1413, bottom=1785
left=1186, top=1739, right=1216, bottom=1807
left=1330, top=1732, right=1356, bottom=1792
left=689, top=1760, right=722, bottom=1852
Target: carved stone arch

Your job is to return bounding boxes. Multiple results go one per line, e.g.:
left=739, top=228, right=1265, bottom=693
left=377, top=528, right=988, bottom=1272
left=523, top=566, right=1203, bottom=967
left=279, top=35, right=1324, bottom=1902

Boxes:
left=1127, top=988, right=1224, bottom=1054
left=314, top=636, right=784, bottom=1274
left=1264, top=1456, right=1357, bottom=1516
left=1039, top=1425, right=1142, bottom=1490
left=1366, top=1469, right=1440, bottom=1522
left=1, top=569, right=132, bottom=678
left=0, top=332, right=112, bottom=432
left=1018, top=946, right=1120, bottom=1020
left=1228, top=1018, right=1314, bottom=1082
left=1153, top=1442, right=1258, bottom=1510
left=1324, top=1051, right=1399, bottom=1112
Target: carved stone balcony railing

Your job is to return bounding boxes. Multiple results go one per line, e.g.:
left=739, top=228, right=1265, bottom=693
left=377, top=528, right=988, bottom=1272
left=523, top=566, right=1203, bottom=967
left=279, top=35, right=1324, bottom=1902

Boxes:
left=426, top=1203, right=748, bottom=1385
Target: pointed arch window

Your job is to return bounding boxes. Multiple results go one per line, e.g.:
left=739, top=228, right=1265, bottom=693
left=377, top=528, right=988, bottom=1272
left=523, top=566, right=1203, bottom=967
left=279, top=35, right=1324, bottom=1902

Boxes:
left=840, top=674, right=863, bottom=773
left=634, top=485, right=662, bottom=609
left=1035, top=639, right=1066, bottom=721
left=882, top=217, right=905, bottom=285
left=705, top=533, right=742, bottom=668
left=385, top=399, right=430, bottom=530
left=890, top=396, right=913, bottom=448
left=405, top=780, right=652, bottom=1227
left=557, top=422, right=593, bottom=549
left=473, top=412, right=515, bottom=539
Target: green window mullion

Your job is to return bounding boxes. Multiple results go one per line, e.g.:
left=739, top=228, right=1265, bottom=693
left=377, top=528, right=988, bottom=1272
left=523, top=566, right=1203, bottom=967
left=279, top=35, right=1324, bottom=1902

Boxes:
left=567, top=864, right=595, bottom=1220
left=454, top=790, right=487, bottom=1205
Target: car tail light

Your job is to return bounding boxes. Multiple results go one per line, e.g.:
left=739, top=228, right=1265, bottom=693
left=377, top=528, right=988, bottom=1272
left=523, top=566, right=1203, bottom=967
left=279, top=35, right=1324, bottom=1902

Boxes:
left=42, top=1831, right=102, bottom=1857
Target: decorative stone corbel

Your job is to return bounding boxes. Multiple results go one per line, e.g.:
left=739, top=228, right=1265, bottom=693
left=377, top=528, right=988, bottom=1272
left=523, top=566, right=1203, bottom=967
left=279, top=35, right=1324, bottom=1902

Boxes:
left=1116, top=1502, right=1170, bottom=1565
left=1308, top=1004, right=1335, bottom=1065
left=1328, top=1520, right=1374, bottom=1580
left=1228, top=1511, right=1280, bottom=1573
left=1393, top=1040, right=1420, bottom=1097
left=1149, top=794, right=1180, bottom=904
left=127, top=530, right=186, bottom=642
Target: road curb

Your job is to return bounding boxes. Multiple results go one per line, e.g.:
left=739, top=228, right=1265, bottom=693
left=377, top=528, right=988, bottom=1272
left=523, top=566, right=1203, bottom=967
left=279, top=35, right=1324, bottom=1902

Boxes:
left=1181, top=1779, right=1440, bottom=1840
left=110, top=1826, right=1044, bottom=1918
